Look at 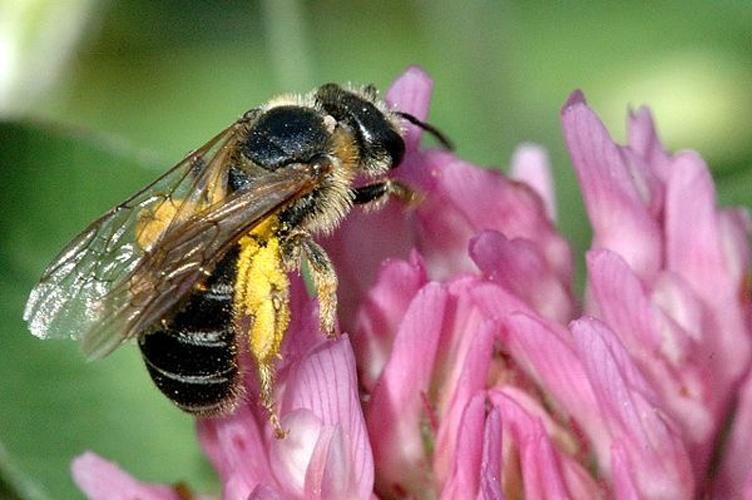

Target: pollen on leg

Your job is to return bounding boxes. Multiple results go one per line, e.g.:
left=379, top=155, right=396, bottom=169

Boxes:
left=233, top=216, right=291, bottom=436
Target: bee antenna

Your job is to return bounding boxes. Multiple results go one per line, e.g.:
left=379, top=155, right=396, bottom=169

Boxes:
left=397, top=112, right=454, bottom=151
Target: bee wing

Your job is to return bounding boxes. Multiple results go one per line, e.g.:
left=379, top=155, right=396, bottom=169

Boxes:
left=24, top=122, right=241, bottom=349
left=81, top=162, right=320, bottom=359
left=24, top=117, right=319, bottom=359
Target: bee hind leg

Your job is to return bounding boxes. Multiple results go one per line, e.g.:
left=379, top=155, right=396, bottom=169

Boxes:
left=256, top=360, right=287, bottom=438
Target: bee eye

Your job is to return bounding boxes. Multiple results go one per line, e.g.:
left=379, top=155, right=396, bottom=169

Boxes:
left=377, top=126, right=405, bottom=168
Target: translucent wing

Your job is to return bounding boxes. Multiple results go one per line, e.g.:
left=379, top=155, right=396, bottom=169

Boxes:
left=24, top=118, right=321, bottom=359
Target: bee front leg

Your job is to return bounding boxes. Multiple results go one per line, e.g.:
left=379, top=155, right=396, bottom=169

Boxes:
left=352, top=179, right=420, bottom=210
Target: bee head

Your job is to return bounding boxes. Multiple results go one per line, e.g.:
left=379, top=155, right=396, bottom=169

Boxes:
left=314, top=84, right=405, bottom=176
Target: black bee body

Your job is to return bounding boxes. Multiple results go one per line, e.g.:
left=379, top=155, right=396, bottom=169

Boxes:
left=138, top=248, right=240, bottom=414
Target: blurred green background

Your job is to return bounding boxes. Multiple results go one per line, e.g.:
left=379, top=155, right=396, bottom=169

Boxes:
left=1, top=0, right=750, bottom=497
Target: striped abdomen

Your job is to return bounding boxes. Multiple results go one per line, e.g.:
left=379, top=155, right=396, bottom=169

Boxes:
left=138, top=250, right=242, bottom=416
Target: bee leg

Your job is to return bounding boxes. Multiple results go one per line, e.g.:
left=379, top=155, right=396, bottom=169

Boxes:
left=234, top=233, right=290, bottom=438
left=256, top=360, right=287, bottom=438
left=352, top=179, right=420, bottom=210
left=253, top=279, right=291, bottom=439
left=282, top=233, right=338, bottom=337
left=301, top=238, right=339, bottom=338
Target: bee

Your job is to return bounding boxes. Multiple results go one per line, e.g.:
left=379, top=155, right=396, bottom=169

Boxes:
left=24, top=83, right=449, bottom=433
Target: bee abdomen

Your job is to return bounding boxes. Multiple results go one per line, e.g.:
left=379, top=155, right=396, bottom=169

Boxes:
left=139, top=324, right=240, bottom=415
left=138, top=251, right=242, bottom=416
left=139, top=325, right=241, bottom=416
